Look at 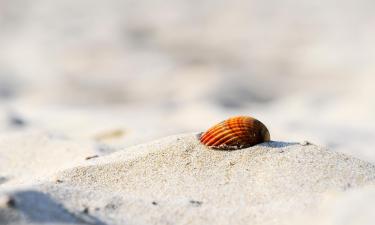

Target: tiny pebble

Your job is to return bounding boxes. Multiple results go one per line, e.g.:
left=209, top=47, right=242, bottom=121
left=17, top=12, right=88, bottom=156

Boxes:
left=300, top=141, right=311, bottom=146
left=8, top=113, right=27, bottom=128
left=0, top=195, right=16, bottom=208
left=55, top=179, right=63, bottom=183
left=85, top=155, right=99, bottom=160
left=189, top=200, right=202, bottom=207
left=83, top=207, right=89, bottom=214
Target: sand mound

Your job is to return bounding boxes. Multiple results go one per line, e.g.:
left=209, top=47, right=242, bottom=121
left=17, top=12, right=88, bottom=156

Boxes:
left=0, top=131, right=98, bottom=187
left=302, top=185, right=375, bottom=225
left=1, top=133, right=375, bottom=225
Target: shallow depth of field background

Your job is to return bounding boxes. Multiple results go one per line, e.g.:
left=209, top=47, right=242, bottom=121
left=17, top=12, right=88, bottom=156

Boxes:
left=0, top=0, right=374, bottom=160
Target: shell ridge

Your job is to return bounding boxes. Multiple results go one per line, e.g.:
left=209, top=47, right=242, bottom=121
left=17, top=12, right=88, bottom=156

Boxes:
left=203, top=125, right=252, bottom=146
left=200, top=116, right=270, bottom=150
left=209, top=129, right=252, bottom=147
left=201, top=124, right=230, bottom=145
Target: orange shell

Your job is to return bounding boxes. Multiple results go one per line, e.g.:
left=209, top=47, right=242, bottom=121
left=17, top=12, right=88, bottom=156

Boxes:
left=200, top=116, right=270, bottom=150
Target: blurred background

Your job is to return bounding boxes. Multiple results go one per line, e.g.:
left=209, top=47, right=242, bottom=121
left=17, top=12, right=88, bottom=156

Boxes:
left=0, top=0, right=374, bottom=160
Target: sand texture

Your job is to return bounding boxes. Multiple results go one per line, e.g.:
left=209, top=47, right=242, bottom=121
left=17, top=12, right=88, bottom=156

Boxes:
left=0, top=131, right=100, bottom=187
left=1, top=1, right=375, bottom=223
left=1, top=133, right=374, bottom=225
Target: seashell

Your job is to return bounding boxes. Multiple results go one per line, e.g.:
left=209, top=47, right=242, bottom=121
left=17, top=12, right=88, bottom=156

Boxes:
left=200, top=116, right=270, bottom=150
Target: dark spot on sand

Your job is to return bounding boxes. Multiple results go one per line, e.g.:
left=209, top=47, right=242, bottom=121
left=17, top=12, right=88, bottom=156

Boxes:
left=10, top=116, right=26, bottom=126
left=85, top=155, right=99, bottom=160
left=189, top=200, right=202, bottom=207
left=0, top=195, right=16, bottom=208
left=7, top=113, right=27, bottom=128
left=7, top=198, right=16, bottom=208
left=152, top=201, right=158, bottom=206
left=83, top=207, right=89, bottom=214
left=300, top=141, right=311, bottom=146
left=55, top=179, right=63, bottom=184
left=105, top=203, right=118, bottom=210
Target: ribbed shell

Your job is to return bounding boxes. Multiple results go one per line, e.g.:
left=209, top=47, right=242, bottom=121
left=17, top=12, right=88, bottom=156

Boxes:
left=200, top=116, right=270, bottom=150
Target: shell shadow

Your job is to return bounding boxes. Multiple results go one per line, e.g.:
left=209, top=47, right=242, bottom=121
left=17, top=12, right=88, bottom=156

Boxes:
left=196, top=133, right=299, bottom=150
left=258, top=141, right=299, bottom=148
left=0, top=190, right=106, bottom=225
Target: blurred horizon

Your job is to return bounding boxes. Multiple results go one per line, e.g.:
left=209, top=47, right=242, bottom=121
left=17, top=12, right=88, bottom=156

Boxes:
left=0, top=0, right=374, bottom=160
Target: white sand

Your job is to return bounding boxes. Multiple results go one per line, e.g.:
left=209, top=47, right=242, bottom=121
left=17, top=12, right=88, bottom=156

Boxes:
left=0, top=130, right=99, bottom=187
left=301, top=185, right=375, bottom=225
left=1, top=1, right=375, bottom=224
left=1, top=133, right=374, bottom=225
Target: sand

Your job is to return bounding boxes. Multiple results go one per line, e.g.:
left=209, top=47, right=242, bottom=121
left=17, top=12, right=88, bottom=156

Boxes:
left=0, top=130, right=99, bottom=187
left=1, top=133, right=375, bottom=225
left=301, top=185, right=375, bottom=225
left=1, top=0, right=375, bottom=224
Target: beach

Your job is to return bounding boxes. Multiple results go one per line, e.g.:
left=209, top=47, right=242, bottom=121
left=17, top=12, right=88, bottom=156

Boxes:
left=1, top=0, right=375, bottom=224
